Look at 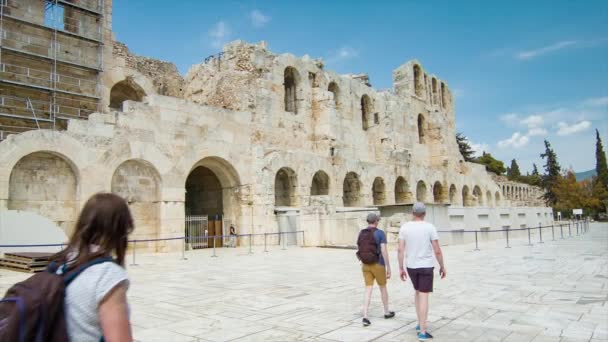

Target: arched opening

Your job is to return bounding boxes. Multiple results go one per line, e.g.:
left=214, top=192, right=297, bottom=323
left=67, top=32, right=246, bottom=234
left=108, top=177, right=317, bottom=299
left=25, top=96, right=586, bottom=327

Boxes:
left=328, top=82, right=340, bottom=109
left=110, top=78, right=146, bottom=110
left=417, top=114, right=426, bottom=144
left=185, top=157, right=241, bottom=248
left=449, top=184, right=457, bottom=204
left=473, top=186, right=483, bottom=206
left=416, top=180, right=427, bottom=202
left=462, top=185, right=471, bottom=207
left=284, top=67, right=299, bottom=113
left=495, top=191, right=501, bottom=206
left=441, top=82, right=447, bottom=108
left=361, top=94, right=372, bottom=131
left=311, top=170, right=330, bottom=196
left=413, top=64, right=423, bottom=97
left=432, top=77, right=438, bottom=104
left=486, top=190, right=493, bottom=207
left=274, top=167, right=298, bottom=206
left=433, top=181, right=444, bottom=203
left=343, top=172, right=362, bottom=207
left=8, top=152, right=78, bottom=235
left=111, top=160, right=161, bottom=250
left=395, top=177, right=412, bottom=204
left=372, top=177, right=386, bottom=205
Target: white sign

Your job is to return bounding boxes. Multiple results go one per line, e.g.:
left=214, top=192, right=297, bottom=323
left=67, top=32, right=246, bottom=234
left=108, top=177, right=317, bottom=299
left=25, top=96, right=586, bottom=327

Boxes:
left=573, top=209, right=583, bottom=215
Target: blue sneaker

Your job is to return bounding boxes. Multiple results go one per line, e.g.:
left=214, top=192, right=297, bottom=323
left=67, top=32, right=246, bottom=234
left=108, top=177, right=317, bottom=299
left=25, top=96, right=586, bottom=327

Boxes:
left=416, top=324, right=420, bottom=332
left=418, top=332, right=433, bottom=341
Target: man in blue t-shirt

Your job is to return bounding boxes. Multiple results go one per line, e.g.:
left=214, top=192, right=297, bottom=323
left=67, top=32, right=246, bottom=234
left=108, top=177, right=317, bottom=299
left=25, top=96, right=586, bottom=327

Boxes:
left=360, top=213, right=395, bottom=326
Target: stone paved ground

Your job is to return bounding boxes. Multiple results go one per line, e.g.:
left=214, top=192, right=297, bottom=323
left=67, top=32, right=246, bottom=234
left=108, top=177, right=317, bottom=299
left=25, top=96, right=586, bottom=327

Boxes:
left=0, top=223, right=606, bottom=341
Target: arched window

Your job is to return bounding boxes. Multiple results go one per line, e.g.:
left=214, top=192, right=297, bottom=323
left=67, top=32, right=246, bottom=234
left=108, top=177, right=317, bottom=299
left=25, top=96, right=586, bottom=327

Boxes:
left=413, top=64, right=423, bottom=97
left=311, top=171, right=330, bottom=196
left=284, top=67, right=299, bottom=113
left=462, top=185, right=470, bottom=207
left=343, top=172, right=362, bottom=207
left=110, top=78, right=146, bottom=110
left=416, top=181, right=427, bottom=202
left=433, top=181, right=444, bottom=203
left=395, top=177, right=412, bottom=204
left=328, top=82, right=340, bottom=109
left=372, top=177, right=386, bottom=205
left=441, top=82, right=447, bottom=108
left=495, top=191, right=501, bottom=206
left=486, top=190, right=493, bottom=207
left=361, top=95, right=372, bottom=131
left=449, top=184, right=457, bottom=204
left=275, top=167, right=298, bottom=206
left=417, top=114, right=425, bottom=144
left=431, top=78, right=438, bottom=104
left=473, top=186, right=483, bottom=206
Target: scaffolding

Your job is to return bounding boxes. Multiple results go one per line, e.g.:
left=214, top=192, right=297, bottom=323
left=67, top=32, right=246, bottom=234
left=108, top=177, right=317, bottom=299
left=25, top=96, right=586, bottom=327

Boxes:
left=0, top=0, right=104, bottom=140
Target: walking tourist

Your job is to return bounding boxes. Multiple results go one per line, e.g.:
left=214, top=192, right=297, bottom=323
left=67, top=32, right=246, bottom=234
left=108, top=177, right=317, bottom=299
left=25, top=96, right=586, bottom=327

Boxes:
left=357, top=213, right=395, bottom=326
left=398, top=202, right=446, bottom=341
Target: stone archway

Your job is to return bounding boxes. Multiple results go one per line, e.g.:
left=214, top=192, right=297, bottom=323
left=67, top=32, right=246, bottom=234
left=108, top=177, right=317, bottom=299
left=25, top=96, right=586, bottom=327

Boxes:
left=395, top=176, right=412, bottom=204
left=449, top=184, right=457, bottom=204
left=111, top=159, right=161, bottom=250
left=495, top=191, right=501, bottom=206
left=433, top=181, right=444, bottom=203
left=416, top=180, right=427, bottom=202
left=110, top=77, right=146, bottom=110
left=274, top=167, right=298, bottom=206
left=311, top=170, right=330, bottom=196
left=486, top=190, right=493, bottom=207
left=372, top=177, right=386, bottom=205
left=8, top=152, right=79, bottom=234
left=473, top=186, right=483, bottom=206
left=462, top=185, right=471, bottom=207
left=343, top=172, right=362, bottom=207
left=185, top=157, right=241, bottom=247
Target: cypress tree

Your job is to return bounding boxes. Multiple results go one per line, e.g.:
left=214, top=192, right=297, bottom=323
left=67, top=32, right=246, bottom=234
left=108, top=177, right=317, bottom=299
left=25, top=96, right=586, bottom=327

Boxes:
left=456, top=133, right=476, bottom=162
left=532, top=163, right=540, bottom=176
left=507, top=159, right=521, bottom=180
left=540, top=140, right=562, bottom=205
left=596, top=129, right=608, bottom=189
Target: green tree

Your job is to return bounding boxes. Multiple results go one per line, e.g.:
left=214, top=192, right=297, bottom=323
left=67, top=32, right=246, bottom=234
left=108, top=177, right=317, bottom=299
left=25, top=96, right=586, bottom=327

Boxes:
left=456, top=133, right=476, bottom=162
left=507, top=159, right=521, bottom=181
left=532, top=163, right=540, bottom=176
left=474, top=152, right=506, bottom=175
left=596, top=129, right=608, bottom=189
left=540, top=140, right=562, bottom=205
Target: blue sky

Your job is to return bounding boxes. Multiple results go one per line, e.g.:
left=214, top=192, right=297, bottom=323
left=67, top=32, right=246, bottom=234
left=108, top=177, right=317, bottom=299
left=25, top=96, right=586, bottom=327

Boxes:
left=113, top=1, right=608, bottom=173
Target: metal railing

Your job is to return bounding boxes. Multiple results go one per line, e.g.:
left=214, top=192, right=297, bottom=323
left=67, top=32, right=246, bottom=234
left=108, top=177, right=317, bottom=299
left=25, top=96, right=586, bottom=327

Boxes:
left=437, top=219, right=590, bottom=251
left=0, top=231, right=306, bottom=267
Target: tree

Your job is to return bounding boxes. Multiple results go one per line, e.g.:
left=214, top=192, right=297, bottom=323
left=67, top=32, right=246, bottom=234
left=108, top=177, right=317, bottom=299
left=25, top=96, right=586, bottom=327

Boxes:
left=540, top=140, right=561, bottom=205
left=507, top=159, right=521, bottom=181
left=456, top=133, right=476, bottom=162
left=474, top=152, right=506, bottom=175
left=553, top=171, right=597, bottom=216
left=532, top=163, right=540, bottom=176
left=596, top=129, right=608, bottom=189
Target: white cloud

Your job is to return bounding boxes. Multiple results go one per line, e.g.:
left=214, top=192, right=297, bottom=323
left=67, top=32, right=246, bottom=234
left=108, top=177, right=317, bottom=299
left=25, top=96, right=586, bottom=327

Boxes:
left=250, top=10, right=270, bottom=28
left=208, top=21, right=231, bottom=49
left=521, top=115, right=544, bottom=129
left=527, top=127, right=548, bottom=137
left=470, top=142, right=489, bottom=158
left=516, top=40, right=578, bottom=60
left=500, top=113, right=520, bottom=124
left=498, top=132, right=530, bottom=149
left=583, top=96, right=608, bottom=107
left=325, top=46, right=359, bottom=64
left=556, top=120, right=591, bottom=136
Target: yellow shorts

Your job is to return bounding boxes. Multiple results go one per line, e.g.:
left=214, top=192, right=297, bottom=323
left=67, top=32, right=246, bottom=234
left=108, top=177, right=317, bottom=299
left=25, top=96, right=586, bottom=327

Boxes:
left=362, top=263, right=387, bottom=286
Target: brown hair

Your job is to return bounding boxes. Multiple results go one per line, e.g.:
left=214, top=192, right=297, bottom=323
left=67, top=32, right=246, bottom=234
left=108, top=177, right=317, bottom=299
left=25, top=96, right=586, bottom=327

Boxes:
left=54, top=193, right=134, bottom=269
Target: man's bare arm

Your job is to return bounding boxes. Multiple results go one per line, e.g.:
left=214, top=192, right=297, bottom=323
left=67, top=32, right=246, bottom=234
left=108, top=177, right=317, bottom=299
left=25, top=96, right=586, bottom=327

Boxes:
left=431, top=240, right=446, bottom=278
left=398, top=239, right=407, bottom=281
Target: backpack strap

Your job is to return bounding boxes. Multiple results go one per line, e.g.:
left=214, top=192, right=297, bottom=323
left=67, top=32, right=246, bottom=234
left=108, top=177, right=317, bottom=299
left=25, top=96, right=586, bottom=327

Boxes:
left=62, top=257, right=115, bottom=286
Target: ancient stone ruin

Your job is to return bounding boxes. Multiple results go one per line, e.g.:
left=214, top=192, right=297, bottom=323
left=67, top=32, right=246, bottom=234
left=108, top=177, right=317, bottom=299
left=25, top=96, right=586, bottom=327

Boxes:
left=0, top=0, right=552, bottom=250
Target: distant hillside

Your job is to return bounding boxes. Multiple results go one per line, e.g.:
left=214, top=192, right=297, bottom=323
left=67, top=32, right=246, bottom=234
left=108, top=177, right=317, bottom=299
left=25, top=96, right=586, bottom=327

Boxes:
left=575, top=169, right=596, bottom=182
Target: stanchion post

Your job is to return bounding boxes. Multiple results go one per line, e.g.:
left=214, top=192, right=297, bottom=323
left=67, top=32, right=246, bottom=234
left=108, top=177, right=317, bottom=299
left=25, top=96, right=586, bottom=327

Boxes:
left=181, top=237, right=187, bottom=260
left=264, top=233, right=268, bottom=253
left=568, top=223, right=572, bottom=237
left=505, top=228, right=511, bottom=248
left=527, top=228, right=533, bottom=246
left=474, top=231, right=480, bottom=251
left=211, top=236, right=218, bottom=258
left=576, top=222, right=579, bottom=236
left=551, top=224, right=555, bottom=241
left=538, top=224, right=544, bottom=244
left=130, top=240, right=138, bottom=266
left=248, top=234, right=253, bottom=254
left=282, top=232, right=287, bottom=250
left=560, top=224, right=564, bottom=239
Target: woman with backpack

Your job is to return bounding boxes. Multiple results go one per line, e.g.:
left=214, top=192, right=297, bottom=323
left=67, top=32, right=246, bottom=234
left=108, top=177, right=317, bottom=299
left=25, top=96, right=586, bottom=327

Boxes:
left=53, top=192, right=134, bottom=341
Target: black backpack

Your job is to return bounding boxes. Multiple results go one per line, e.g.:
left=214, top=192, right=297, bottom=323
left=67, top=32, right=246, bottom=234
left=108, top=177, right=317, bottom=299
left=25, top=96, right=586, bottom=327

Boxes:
left=356, top=227, right=380, bottom=264
left=0, top=257, right=113, bottom=342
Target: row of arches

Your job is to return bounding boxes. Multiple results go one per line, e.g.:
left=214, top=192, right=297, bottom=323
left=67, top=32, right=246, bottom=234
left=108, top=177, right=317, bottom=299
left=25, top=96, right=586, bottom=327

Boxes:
left=413, top=64, right=449, bottom=109
left=274, top=168, right=502, bottom=208
left=283, top=67, right=427, bottom=144
left=502, top=184, right=533, bottom=201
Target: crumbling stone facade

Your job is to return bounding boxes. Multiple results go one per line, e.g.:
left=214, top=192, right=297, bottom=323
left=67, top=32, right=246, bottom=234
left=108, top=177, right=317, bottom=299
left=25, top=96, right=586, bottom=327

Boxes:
left=0, top=2, right=552, bottom=250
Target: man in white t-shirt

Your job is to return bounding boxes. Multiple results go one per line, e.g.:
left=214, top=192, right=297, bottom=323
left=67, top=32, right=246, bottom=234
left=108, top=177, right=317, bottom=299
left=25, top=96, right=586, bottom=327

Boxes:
left=398, top=202, right=446, bottom=341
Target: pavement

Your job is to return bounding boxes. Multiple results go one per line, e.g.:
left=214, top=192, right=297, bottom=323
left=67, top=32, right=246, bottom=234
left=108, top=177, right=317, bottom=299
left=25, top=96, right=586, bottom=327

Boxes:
left=0, top=222, right=606, bottom=341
